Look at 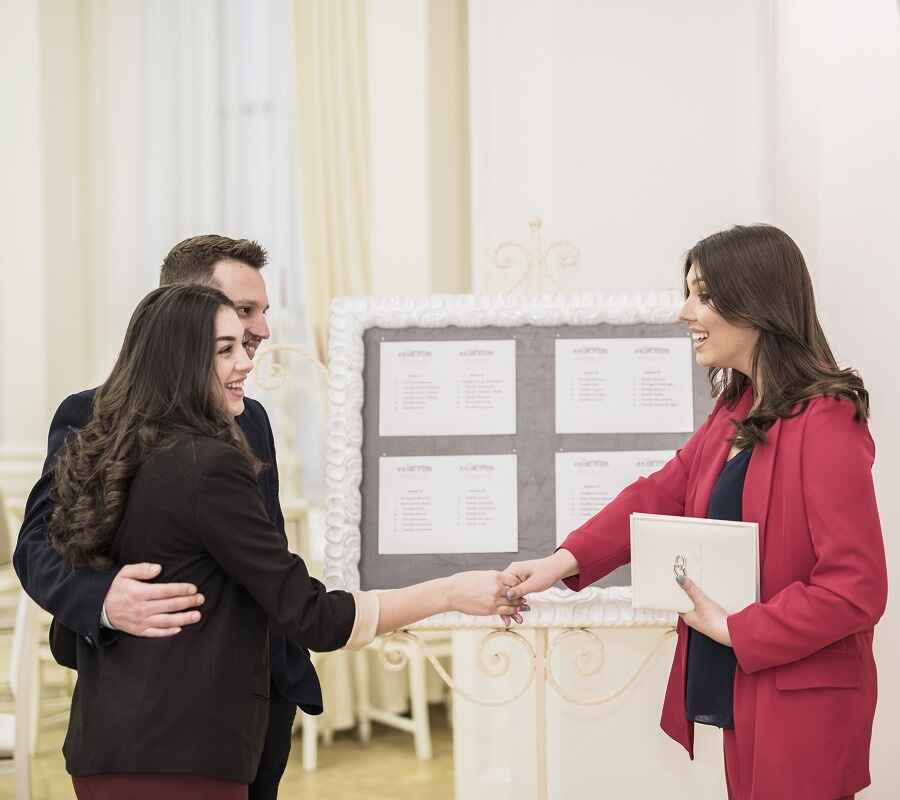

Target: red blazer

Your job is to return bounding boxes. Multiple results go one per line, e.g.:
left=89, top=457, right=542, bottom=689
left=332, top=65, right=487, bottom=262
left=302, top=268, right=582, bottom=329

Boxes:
left=561, top=390, right=888, bottom=800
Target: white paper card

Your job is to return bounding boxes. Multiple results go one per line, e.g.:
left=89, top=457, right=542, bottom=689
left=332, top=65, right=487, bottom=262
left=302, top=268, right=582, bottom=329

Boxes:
left=630, top=513, right=759, bottom=614
left=555, top=338, right=694, bottom=433
left=555, top=450, right=675, bottom=545
left=378, top=455, right=518, bottom=555
left=379, top=340, right=517, bottom=437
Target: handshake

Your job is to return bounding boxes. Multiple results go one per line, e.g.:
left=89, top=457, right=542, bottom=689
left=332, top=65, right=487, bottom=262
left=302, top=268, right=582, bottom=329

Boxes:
left=443, top=550, right=578, bottom=625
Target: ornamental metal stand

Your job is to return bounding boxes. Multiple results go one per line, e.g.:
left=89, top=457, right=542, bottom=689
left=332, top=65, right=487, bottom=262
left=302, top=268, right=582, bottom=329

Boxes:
left=377, top=603, right=676, bottom=800
left=491, top=218, right=581, bottom=294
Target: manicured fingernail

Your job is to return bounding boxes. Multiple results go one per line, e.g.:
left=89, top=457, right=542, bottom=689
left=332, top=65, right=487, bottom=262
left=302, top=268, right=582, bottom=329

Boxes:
left=521, top=605, right=531, bottom=612
left=675, top=574, right=685, bottom=586
left=505, top=589, right=515, bottom=600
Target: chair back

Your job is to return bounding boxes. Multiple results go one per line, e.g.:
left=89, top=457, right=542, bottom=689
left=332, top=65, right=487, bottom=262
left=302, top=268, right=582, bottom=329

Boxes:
left=9, top=590, right=40, bottom=799
left=0, top=488, right=14, bottom=566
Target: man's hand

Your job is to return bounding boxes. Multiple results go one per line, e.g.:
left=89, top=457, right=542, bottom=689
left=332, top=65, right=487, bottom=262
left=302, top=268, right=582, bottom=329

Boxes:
left=104, top=563, right=204, bottom=637
left=677, top=575, right=732, bottom=646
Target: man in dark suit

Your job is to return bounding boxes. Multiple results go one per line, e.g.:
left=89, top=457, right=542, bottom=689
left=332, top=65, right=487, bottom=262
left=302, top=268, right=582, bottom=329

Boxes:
left=14, top=235, right=316, bottom=800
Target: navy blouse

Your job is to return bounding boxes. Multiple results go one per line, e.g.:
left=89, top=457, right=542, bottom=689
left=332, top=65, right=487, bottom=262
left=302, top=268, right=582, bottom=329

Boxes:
left=684, top=446, right=753, bottom=729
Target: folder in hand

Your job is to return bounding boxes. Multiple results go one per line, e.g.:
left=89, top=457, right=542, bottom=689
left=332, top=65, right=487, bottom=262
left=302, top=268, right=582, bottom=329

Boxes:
left=629, top=512, right=759, bottom=614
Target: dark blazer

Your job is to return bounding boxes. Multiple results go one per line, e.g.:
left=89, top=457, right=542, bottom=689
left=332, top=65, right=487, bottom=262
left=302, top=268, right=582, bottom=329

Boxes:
left=63, top=436, right=356, bottom=782
left=14, top=390, right=327, bottom=714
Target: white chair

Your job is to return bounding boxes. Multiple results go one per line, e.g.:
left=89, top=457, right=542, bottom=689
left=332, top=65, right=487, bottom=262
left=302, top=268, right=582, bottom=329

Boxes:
left=1, top=494, right=69, bottom=753
left=0, top=590, right=41, bottom=799
left=0, top=495, right=25, bottom=630
left=354, top=631, right=452, bottom=761
left=283, top=511, right=335, bottom=772
left=281, top=498, right=310, bottom=557
left=296, top=651, right=339, bottom=772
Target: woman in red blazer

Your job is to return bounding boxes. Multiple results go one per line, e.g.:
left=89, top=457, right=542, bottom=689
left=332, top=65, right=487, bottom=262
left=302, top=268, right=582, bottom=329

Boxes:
left=504, top=224, right=887, bottom=800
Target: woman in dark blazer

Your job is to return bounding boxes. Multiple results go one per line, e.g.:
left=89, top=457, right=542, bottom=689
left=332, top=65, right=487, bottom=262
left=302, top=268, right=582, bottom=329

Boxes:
left=49, top=283, right=523, bottom=800
left=502, top=225, right=888, bottom=800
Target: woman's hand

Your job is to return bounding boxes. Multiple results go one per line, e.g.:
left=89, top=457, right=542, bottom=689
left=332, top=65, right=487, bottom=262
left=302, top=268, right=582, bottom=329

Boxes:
left=446, top=570, right=525, bottom=622
left=500, top=549, right=580, bottom=600
left=677, top=575, right=732, bottom=646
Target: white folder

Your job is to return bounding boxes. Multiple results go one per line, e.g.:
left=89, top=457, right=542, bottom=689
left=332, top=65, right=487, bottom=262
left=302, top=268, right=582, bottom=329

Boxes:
left=629, top=512, right=759, bottom=614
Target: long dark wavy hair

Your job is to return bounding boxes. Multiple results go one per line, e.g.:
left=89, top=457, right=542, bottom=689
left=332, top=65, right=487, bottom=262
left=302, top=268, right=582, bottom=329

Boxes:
left=49, top=283, right=261, bottom=569
left=685, top=224, right=868, bottom=448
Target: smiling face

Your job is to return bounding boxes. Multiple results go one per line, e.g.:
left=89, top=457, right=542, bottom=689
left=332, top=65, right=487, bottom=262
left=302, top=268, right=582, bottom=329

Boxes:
left=213, top=306, right=254, bottom=417
left=211, top=259, right=271, bottom=359
left=678, top=262, right=760, bottom=378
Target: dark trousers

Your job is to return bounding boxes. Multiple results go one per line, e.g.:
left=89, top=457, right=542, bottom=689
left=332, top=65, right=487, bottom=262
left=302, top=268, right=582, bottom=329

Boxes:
left=249, top=691, right=298, bottom=800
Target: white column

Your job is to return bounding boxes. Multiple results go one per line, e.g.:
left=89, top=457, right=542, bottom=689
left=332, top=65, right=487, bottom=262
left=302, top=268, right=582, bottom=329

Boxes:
left=0, top=0, right=49, bottom=494
left=366, top=0, right=471, bottom=296
left=367, top=0, right=431, bottom=296
left=427, top=0, right=471, bottom=294
left=83, top=0, right=150, bottom=383
left=42, top=0, right=91, bottom=412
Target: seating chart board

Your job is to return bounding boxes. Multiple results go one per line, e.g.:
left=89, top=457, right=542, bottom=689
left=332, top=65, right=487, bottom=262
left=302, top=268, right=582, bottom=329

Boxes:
left=355, top=320, right=712, bottom=591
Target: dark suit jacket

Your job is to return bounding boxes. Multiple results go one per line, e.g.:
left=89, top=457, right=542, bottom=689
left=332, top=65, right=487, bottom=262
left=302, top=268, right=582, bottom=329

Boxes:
left=60, top=436, right=356, bottom=781
left=14, top=390, right=328, bottom=714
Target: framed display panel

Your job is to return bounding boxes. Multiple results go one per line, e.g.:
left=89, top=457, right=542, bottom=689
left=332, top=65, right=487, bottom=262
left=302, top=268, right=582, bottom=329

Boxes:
left=325, top=293, right=714, bottom=629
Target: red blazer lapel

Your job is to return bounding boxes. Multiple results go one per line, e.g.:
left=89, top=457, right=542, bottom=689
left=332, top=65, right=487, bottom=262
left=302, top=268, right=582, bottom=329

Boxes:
left=690, top=390, right=753, bottom=517
left=743, top=416, right=781, bottom=574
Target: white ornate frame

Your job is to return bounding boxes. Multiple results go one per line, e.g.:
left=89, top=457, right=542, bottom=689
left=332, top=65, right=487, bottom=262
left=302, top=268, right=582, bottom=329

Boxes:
left=324, top=291, right=685, bottom=631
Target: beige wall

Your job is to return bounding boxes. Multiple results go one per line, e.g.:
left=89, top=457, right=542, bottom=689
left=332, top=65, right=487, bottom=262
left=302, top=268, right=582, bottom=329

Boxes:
left=772, top=3, right=900, bottom=796
left=467, top=0, right=772, bottom=294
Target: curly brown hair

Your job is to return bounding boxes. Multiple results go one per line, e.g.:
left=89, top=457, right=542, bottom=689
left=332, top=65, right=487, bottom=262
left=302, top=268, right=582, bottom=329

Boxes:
left=684, top=224, right=868, bottom=449
left=49, top=284, right=261, bottom=569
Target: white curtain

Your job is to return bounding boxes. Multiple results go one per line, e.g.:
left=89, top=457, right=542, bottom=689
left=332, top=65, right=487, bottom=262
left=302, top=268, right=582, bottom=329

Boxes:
left=76, top=0, right=324, bottom=499
left=294, top=0, right=373, bottom=362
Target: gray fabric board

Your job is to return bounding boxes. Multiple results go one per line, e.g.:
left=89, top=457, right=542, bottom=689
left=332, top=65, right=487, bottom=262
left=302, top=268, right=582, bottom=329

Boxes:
left=359, top=323, right=714, bottom=591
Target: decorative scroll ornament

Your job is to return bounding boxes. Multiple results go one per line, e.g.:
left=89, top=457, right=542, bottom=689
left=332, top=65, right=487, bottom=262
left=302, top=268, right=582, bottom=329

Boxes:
left=378, top=625, right=675, bottom=709
left=253, top=343, right=328, bottom=391
left=545, top=627, right=676, bottom=705
left=492, top=218, right=581, bottom=294
left=251, top=342, right=328, bottom=498
left=378, top=629, right=537, bottom=708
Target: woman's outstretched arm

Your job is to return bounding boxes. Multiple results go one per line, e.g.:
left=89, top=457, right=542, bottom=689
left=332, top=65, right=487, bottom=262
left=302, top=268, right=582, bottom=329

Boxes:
left=375, top=571, right=522, bottom=636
